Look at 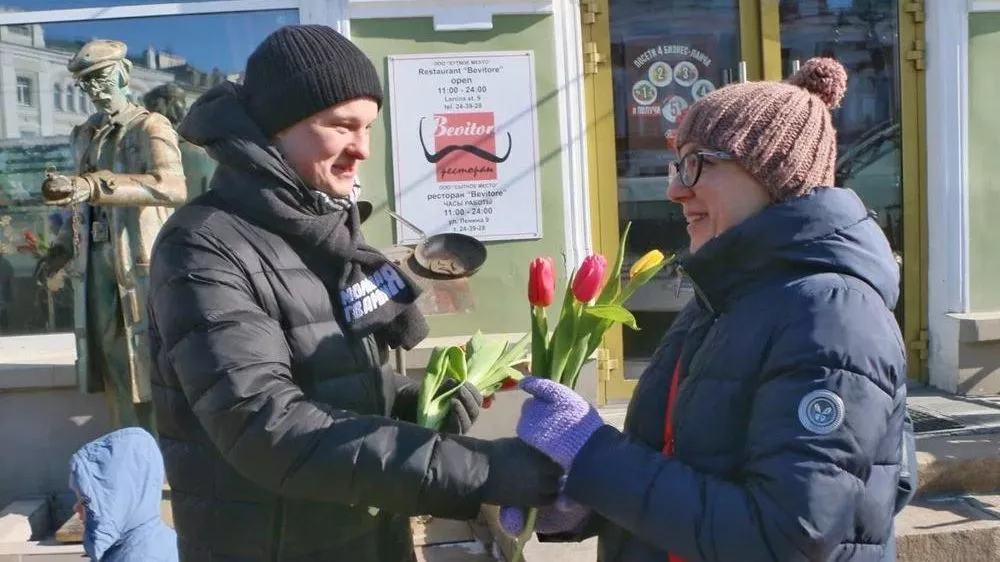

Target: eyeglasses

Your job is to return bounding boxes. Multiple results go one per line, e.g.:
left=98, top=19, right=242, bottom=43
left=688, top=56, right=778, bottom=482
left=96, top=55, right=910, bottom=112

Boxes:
left=76, top=67, right=117, bottom=95
left=667, top=150, right=736, bottom=188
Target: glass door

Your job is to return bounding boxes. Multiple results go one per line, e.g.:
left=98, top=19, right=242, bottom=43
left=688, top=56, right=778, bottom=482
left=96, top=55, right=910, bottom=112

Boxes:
left=611, top=1, right=744, bottom=385
left=777, top=0, right=924, bottom=379
left=588, top=0, right=767, bottom=403
left=587, top=0, right=922, bottom=404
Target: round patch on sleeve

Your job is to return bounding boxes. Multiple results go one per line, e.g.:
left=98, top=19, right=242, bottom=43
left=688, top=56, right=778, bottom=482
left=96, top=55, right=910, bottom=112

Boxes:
left=797, top=390, right=846, bottom=435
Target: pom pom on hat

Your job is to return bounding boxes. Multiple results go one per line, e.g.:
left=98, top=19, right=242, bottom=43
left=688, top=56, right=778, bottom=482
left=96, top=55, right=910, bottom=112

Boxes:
left=788, top=57, right=848, bottom=109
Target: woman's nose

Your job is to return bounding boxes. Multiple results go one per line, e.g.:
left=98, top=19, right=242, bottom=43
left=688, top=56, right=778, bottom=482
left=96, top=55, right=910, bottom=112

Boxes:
left=666, top=175, right=692, bottom=204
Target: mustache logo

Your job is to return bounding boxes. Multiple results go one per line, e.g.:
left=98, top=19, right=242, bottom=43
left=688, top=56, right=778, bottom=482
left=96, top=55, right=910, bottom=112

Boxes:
left=419, top=116, right=512, bottom=164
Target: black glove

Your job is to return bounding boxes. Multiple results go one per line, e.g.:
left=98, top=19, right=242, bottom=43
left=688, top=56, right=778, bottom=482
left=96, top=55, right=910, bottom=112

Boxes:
left=391, top=375, right=484, bottom=435
left=479, top=437, right=563, bottom=508
left=439, top=379, right=483, bottom=435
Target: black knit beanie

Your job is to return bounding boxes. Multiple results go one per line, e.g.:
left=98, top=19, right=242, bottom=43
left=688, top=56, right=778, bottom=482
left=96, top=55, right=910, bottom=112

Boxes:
left=241, top=25, right=384, bottom=138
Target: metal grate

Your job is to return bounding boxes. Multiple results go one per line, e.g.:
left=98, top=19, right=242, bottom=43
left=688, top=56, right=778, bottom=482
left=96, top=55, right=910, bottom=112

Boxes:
left=909, top=407, right=965, bottom=434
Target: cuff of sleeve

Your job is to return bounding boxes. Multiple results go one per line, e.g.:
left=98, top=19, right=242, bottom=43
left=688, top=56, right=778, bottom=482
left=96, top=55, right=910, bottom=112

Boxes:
left=563, top=425, right=628, bottom=499
left=562, top=424, right=661, bottom=533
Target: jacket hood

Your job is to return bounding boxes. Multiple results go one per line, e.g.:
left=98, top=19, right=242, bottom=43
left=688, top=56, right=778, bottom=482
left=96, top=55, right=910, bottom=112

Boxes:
left=70, top=428, right=166, bottom=560
left=179, top=81, right=304, bottom=193
left=680, top=187, right=900, bottom=311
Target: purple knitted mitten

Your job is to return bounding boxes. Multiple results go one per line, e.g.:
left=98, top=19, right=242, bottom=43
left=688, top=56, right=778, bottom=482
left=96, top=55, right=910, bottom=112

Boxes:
left=516, top=376, right=604, bottom=471
left=498, top=497, right=590, bottom=536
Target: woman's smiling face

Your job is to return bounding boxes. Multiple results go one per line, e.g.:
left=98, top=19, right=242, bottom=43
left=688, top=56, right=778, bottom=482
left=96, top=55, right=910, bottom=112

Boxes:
left=666, top=142, right=770, bottom=253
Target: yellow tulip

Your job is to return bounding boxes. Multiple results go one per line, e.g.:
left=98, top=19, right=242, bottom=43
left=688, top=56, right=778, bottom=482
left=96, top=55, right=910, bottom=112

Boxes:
left=629, top=250, right=665, bottom=278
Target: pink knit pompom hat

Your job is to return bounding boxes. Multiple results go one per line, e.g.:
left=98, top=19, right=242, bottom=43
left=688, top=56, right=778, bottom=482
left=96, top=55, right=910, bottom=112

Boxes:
left=675, top=57, right=848, bottom=201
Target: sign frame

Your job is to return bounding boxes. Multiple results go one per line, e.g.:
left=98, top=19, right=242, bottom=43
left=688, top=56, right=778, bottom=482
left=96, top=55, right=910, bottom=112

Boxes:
left=386, top=50, right=543, bottom=244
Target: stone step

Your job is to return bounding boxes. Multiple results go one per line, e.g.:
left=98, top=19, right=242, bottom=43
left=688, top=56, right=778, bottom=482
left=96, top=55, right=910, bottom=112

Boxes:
left=412, top=516, right=494, bottom=562
left=917, top=431, right=1000, bottom=496
left=0, top=498, right=48, bottom=543
left=52, top=513, right=82, bottom=544
left=898, top=495, right=1000, bottom=561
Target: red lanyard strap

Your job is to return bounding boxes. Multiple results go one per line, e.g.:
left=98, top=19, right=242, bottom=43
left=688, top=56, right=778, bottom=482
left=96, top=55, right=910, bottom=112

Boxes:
left=662, top=361, right=686, bottom=562
left=662, top=361, right=683, bottom=456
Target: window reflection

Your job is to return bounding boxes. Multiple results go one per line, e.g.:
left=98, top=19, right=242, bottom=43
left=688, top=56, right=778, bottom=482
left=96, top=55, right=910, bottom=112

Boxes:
left=780, top=0, right=904, bottom=325
left=610, top=0, right=742, bottom=370
left=0, top=9, right=296, bottom=335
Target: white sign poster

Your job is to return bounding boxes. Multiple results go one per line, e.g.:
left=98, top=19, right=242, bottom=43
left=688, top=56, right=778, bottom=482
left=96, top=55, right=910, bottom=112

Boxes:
left=387, top=51, right=542, bottom=244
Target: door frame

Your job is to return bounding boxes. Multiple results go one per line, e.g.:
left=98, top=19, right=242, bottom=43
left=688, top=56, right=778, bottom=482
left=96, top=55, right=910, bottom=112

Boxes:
left=897, top=0, right=929, bottom=382
left=581, top=0, right=625, bottom=404
left=583, top=0, right=928, bottom=404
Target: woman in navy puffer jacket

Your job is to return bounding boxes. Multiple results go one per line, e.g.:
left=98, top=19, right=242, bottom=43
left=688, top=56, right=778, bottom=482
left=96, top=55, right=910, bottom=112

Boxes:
left=501, top=57, right=917, bottom=562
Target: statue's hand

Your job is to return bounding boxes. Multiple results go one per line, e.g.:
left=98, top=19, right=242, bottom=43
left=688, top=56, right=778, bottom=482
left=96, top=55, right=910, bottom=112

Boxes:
left=42, top=174, right=91, bottom=206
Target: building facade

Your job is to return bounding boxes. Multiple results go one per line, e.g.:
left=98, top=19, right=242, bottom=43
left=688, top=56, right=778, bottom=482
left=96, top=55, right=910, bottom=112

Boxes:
left=925, top=0, right=1000, bottom=396
left=0, top=0, right=990, bottom=406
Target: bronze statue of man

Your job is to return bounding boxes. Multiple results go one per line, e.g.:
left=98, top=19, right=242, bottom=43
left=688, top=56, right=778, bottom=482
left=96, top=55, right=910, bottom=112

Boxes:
left=35, top=39, right=187, bottom=432
left=143, top=83, right=217, bottom=200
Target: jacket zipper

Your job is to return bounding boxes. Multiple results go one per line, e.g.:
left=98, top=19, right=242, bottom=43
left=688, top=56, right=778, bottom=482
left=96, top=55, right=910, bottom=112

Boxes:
left=675, top=265, right=714, bottom=314
left=669, top=265, right=721, bottom=451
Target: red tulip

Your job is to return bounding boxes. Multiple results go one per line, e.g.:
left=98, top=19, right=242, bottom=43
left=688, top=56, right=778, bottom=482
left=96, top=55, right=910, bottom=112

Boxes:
left=572, top=254, right=607, bottom=303
left=528, top=257, right=555, bottom=307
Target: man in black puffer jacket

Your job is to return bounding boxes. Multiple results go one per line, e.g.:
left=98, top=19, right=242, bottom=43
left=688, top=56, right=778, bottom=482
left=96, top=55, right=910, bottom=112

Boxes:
left=147, top=25, right=561, bottom=562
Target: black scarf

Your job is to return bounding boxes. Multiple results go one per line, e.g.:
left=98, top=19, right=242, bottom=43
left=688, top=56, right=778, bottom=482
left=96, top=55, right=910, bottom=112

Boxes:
left=213, top=169, right=428, bottom=350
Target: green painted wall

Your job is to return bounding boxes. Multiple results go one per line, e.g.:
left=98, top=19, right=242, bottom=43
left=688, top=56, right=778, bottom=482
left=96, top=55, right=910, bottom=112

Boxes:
left=969, top=13, right=1000, bottom=311
left=352, top=16, right=568, bottom=337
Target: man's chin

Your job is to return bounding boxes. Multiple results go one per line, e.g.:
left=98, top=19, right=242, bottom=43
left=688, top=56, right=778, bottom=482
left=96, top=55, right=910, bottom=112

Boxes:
left=313, top=181, right=356, bottom=199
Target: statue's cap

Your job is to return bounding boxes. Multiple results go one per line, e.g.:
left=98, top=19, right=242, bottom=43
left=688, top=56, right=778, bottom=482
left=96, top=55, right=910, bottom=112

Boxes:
left=67, top=39, right=127, bottom=77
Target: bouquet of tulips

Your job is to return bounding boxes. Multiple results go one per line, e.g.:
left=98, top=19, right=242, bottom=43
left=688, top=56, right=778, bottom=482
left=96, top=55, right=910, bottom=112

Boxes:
left=368, top=331, right=529, bottom=517
left=510, top=222, right=668, bottom=561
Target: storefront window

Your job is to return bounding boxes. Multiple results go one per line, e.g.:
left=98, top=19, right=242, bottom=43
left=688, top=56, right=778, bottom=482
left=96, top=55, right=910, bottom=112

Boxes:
left=0, top=8, right=296, bottom=336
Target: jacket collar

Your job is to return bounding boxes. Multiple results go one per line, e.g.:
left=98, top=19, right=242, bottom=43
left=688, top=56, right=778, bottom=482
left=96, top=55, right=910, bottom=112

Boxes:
left=675, top=187, right=890, bottom=313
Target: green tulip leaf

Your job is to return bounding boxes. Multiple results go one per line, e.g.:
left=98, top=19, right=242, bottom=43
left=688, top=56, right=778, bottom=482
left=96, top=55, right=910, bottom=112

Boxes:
left=597, top=222, right=631, bottom=306
left=583, top=304, right=639, bottom=330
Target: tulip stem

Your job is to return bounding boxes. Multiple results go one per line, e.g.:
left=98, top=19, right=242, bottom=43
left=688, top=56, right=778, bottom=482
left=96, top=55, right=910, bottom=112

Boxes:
left=512, top=507, right=538, bottom=562
left=530, top=306, right=549, bottom=376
